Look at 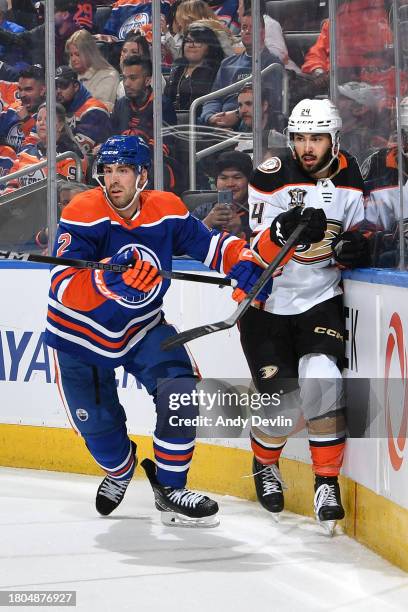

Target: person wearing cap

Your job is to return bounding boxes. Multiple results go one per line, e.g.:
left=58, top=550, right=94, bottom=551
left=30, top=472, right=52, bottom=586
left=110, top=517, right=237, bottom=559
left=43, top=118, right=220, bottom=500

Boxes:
left=164, top=24, right=225, bottom=112
left=0, top=0, right=79, bottom=66
left=55, top=65, right=112, bottom=155
left=193, top=150, right=252, bottom=240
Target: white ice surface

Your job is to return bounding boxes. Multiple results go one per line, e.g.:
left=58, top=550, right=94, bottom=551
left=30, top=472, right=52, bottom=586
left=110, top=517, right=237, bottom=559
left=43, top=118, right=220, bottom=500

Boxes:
left=0, top=468, right=407, bottom=612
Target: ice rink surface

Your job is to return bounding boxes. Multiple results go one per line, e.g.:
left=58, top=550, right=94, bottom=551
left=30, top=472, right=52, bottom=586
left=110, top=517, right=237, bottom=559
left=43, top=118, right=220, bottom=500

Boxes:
left=0, top=468, right=407, bottom=612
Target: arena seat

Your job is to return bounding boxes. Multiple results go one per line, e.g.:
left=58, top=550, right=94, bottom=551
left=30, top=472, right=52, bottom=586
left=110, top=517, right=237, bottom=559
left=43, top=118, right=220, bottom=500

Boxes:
left=95, top=5, right=112, bottom=33
left=176, top=111, right=190, bottom=125
left=266, top=0, right=327, bottom=32
left=181, top=190, right=216, bottom=212
left=284, top=31, right=319, bottom=69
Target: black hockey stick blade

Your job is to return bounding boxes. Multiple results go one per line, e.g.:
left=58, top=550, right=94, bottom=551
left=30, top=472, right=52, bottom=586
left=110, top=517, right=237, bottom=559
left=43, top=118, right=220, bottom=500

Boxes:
left=0, top=249, right=234, bottom=287
left=161, top=219, right=309, bottom=351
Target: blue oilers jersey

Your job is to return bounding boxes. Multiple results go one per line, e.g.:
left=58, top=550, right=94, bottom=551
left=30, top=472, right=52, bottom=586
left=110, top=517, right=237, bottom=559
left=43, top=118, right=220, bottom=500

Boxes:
left=0, top=107, right=24, bottom=151
left=103, top=0, right=171, bottom=40
left=45, top=187, right=246, bottom=367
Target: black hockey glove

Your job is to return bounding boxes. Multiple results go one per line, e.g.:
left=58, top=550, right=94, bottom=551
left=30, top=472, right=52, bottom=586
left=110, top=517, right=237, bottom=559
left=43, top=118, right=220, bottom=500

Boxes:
left=331, top=231, right=371, bottom=268
left=270, top=206, right=327, bottom=247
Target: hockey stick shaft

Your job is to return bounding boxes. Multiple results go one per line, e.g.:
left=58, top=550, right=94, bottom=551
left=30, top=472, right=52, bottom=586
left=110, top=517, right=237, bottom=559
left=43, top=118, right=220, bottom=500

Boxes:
left=161, top=219, right=309, bottom=350
left=0, top=249, right=234, bottom=287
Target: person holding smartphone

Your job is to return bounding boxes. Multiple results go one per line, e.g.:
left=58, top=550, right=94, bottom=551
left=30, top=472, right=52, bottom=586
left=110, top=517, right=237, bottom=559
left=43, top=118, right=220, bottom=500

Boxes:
left=193, top=150, right=252, bottom=240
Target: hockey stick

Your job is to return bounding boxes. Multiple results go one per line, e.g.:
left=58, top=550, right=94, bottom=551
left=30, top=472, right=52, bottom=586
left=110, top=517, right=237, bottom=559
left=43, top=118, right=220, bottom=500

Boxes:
left=0, top=249, right=235, bottom=287
left=161, top=219, right=309, bottom=351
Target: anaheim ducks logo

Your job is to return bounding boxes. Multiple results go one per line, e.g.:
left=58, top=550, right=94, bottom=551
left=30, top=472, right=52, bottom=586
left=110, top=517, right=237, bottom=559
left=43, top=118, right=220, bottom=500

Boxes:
left=259, top=365, right=279, bottom=379
left=293, top=220, right=342, bottom=264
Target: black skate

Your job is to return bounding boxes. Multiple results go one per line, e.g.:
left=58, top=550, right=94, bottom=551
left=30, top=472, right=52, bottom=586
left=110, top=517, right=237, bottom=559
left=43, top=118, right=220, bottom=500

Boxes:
left=96, top=441, right=137, bottom=516
left=253, top=457, right=286, bottom=521
left=141, top=458, right=219, bottom=528
left=314, top=475, right=345, bottom=536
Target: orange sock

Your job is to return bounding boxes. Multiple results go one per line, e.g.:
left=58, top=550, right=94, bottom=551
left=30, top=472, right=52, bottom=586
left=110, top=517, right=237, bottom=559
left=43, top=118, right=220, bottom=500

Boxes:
left=309, top=438, right=346, bottom=476
left=250, top=433, right=286, bottom=465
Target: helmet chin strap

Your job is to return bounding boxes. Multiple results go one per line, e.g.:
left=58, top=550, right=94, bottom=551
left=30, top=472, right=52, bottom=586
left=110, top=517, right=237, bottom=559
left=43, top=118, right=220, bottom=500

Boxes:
left=288, top=132, right=340, bottom=177
left=96, top=170, right=148, bottom=212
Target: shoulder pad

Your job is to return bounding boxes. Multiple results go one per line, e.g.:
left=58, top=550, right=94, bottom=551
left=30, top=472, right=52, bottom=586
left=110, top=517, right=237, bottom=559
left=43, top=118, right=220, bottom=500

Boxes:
left=257, top=156, right=282, bottom=174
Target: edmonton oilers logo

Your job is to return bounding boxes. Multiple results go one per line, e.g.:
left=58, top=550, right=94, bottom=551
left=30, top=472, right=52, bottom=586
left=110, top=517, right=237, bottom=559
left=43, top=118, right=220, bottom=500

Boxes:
left=117, top=243, right=162, bottom=309
left=119, top=13, right=150, bottom=40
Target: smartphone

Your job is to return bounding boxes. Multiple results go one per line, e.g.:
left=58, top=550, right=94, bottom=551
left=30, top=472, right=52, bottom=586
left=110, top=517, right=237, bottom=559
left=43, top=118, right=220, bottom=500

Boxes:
left=217, top=190, right=233, bottom=206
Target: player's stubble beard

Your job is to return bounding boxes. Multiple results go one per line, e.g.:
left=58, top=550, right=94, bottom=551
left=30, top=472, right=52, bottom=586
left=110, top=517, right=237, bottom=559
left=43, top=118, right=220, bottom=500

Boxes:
left=296, top=148, right=333, bottom=177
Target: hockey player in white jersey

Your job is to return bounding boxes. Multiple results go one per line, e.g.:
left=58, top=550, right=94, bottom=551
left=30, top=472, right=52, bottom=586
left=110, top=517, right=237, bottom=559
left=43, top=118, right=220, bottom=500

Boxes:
left=240, top=99, right=369, bottom=534
left=363, top=97, right=408, bottom=266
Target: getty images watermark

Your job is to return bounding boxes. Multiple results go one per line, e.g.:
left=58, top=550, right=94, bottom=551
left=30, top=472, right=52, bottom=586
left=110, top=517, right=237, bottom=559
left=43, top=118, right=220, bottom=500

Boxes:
left=166, top=385, right=293, bottom=431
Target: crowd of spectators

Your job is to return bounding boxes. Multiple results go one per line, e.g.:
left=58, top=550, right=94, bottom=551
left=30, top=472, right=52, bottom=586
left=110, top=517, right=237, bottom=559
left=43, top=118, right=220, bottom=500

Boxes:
left=0, top=0, right=405, bottom=260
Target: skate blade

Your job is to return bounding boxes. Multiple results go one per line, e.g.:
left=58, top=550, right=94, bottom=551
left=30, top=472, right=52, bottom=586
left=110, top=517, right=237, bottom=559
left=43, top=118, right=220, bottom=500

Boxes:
left=161, top=511, right=220, bottom=528
left=271, top=512, right=282, bottom=523
left=317, top=519, right=336, bottom=536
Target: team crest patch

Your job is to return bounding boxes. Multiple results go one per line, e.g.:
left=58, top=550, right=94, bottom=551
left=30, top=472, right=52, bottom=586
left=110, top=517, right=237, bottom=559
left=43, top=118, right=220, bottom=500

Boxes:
left=76, top=409, right=88, bottom=422
left=288, top=188, right=307, bottom=207
left=258, top=157, right=281, bottom=174
left=259, top=365, right=279, bottom=379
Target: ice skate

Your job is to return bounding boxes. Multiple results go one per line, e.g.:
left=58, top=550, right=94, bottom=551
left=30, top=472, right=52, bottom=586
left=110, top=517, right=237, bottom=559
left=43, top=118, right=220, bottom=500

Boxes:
left=253, top=457, right=286, bottom=521
left=96, top=441, right=137, bottom=516
left=141, top=458, right=219, bottom=528
left=314, top=475, right=345, bottom=536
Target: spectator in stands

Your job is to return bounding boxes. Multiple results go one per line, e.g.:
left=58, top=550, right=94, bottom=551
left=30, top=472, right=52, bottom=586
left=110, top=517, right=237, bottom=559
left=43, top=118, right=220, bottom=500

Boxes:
left=9, top=0, right=40, bottom=30
left=15, top=65, right=46, bottom=143
left=163, top=0, right=234, bottom=60
left=0, top=0, right=28, bottom=71
left=66, top=29, right=119, bottom=111
left=199, top=12, right=282, bottom=129
left=0, top=109, right=19, bottom=181
left=239, top=0, right=300, bottom=73
left=58, top=179, right=92, bottom=212
left=193, top=150, right=252, bottom=240
left=116, top=30, right=166, bottom=99
left=111, top=55, right=176, bottom=155
left=302, top=2, right=393, bottom=83
left=55, top=65, right=112, bottom=154
left=0, top=78, right=20, bottom=111
left=96, top=0, right=172, bottom=43
left=72, top=1, right=97, bottom=32
left=111, top=55, right=181, bottom=191
left=233, top=83, right=284, bottom=156
left=0, top=59, right=20, bottom=83
left=301, top=18, right=329, bottom=79
left=7, top=102, right=85, bottom=189
left=117, top=30, right=149, bottom=98
left=164, top=24, right=225, bottom=111
left=0, top=0, right=79, bottom=67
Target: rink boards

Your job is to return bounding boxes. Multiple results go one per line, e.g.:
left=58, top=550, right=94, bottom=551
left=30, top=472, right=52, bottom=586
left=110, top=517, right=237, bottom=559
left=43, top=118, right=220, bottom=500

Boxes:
left=0, top=262, right=407, bottom=571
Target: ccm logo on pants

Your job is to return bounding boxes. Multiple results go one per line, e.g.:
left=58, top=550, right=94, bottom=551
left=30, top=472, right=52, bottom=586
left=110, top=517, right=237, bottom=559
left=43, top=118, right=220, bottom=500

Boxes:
left=314, top=326, right=343, bottom=342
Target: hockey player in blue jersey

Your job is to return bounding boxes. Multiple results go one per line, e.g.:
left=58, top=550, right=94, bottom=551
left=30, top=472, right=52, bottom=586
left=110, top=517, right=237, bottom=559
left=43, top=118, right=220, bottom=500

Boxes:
left=45, top=134, right=286, bottom=527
